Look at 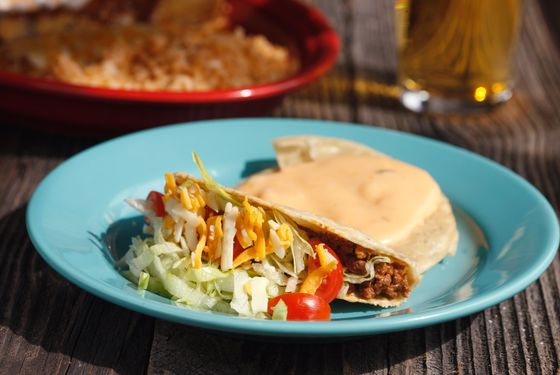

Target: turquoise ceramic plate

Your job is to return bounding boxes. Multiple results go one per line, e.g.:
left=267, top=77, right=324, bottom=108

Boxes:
left=27, top=119, right=559, bottom=338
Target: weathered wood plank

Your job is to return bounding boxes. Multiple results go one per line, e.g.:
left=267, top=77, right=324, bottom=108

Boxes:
left=279, top=0, right=354, bottom=122
left=454, top=318, right=474, bottom=375
left=0, top=128, right=155, bottom=375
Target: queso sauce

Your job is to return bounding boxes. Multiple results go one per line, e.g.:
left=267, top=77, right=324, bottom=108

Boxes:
left=236, top=154, right=441, bottom=246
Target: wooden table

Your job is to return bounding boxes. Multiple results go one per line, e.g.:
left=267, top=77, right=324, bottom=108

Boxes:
left=1, top=0, right=559, bottom=373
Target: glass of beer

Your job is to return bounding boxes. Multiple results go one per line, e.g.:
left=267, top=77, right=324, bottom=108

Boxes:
left=395, top=0, right=523, bottom=113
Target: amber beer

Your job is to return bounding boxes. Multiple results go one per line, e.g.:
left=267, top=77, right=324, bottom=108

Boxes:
left=396, top=0, right=522, bottom=112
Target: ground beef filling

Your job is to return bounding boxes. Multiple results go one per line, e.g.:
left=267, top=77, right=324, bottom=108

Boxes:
left=308, top=232, right=411, bottom=300
left=353, top=262, right=410, bottom=300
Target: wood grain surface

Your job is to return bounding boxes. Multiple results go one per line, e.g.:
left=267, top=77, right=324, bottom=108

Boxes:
left=0, top=0, right=559, bottom=374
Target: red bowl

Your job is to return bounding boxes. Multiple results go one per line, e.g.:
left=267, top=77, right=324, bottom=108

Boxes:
left=0, top=0, right=339, bottom=135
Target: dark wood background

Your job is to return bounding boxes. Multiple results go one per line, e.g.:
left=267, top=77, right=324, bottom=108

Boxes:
left=1, top=0, right=559, bottom=374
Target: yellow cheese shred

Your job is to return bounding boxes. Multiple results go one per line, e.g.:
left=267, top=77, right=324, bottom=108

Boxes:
left=192, top=184, right=206, bottom=208
left=205, top=215, right=223, bottom=261
left=235, top=198, right=264, bottom=249
left=254, top=218, right=266, bottom=261
left=164, top=173, right=177, bottom=195
left=193, top=216, right=207, bottom=269
left=277, top=223, right=293, bottom=248
left=163, top=215, right=175, bottom=230
left=178, top=182, right=208, bottom=213
left=232, top=246, right=255, bottom=268
left=179, top=187, right=193, bottom=210
left=299, top=261, right=337, bottom=295
left=232, top=245, right=275, bottom=269
left=316, top=243, right=329, bottom=267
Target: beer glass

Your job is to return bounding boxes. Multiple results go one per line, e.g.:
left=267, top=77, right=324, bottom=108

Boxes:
left=396, top=0, right=523, bottom=113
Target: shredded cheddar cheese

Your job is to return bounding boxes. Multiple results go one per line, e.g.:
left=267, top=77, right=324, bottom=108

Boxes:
left=193, top=216, right=207, bottom=268
left=234, top=198, right=268, bottom=261
left=205, top=215, right=223, bottom=261
left=299, top=260, right=337, bottom=295
left=232, top=244, right=275, bottom=269
left=180, top=187, right=193, bottom=210
left=232, top=246, right=255, bottom=268
left=316, top=243, right=329, bottom=267
left=299, top=243, right=338, bottom=295
left=164, top=173, right=177, bottom=194
left=163, top=215, right=175, bottom=230
left=276, top=223, right=293, bottom=248
left=254, top=219, right=266, bottom=261
left=189, top=183, right=206, bottom=211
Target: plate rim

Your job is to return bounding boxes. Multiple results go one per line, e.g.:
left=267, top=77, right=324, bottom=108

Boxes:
left=26, top=118, right=560, bottom=337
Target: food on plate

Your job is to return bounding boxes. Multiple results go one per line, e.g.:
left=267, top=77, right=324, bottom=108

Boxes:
left=0, top=0, right=297, bottom=91
left=118, top=153, right=420, bottom=320
left=237, top=136, right=459, bottom=273
left=268, top=293, right=331, bottom=321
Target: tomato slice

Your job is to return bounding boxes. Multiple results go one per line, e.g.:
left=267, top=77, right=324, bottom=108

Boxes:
left=205, top=206, right=217, bottom=218
left=233, top=237, right=244, bottom=259
left=147, top=191, right=166, bottom=217
left=307, top=240, right=343, bottom=303
left=268, top=293, right=331, bottom=321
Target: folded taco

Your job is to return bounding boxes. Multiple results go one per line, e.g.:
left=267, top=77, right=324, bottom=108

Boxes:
left=237, top=135, right=459, bottom=274
left=119, top=153, right=420, bottom=320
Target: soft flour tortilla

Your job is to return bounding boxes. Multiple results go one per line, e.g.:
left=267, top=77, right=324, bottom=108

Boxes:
left=268, top=135, right=459, bottom=273
left=179, top=173, right=421, bottom=307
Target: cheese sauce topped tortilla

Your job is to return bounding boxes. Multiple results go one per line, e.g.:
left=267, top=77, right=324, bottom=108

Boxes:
left=237, top=153, right=441, bottom=245
left=237, top=136, right=459, bottom=273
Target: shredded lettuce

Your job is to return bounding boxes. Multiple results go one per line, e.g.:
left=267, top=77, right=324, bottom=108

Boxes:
left=249, top=277, right=269, bottom=314
left=230, top=269, right=251, bottom=316
left=214, top=272, right=235, bottom=293
left=172, top=257, right=190, bottom=270
left=122, top=226, right=280, bottom=318
left=285, top=276, right=299, bottom=293
left=271, top=299, right=288, bottom=320
left=122, top=158, right=323, bottom=319
left=147, top=255, right=167, bottom=280
left=192, top=152, right=240, bottom=206
left=166, top=273, right=218, bottom=308
left=151, top=217, right=165, bottom=244
left=272, top=210, right=312, bottom=274
left=268, top=229, right=286, bottom=258
left=205, top=191, right=221, bottom=212
left=138, top=272, right=150, bottom=290
left=269, top=254, right=297, bottom=278
left=185, top=266, right=228, bottom=283
left=126, top=238, right=155, bottom=277
left=150, top=242, right=184, bottom=256
left=251, top=258, right=288, bottom=286
left=343, top=256, right=391, bottom=284
left=124, top=269, right=169, bottom=297
left=211, top=300, right=237, bottom=315
left=266, top=281, right=282, bottom=297
left=337, top=282, right=349, bottom=298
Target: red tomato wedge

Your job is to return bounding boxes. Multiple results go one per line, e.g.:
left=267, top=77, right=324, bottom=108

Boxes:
left=268, top=293, right=331, bottom=321
left=147, top=191, right=166, bottom=217
left=233, top=237, right=244, bottom=259
left=307, top=240, right=343, bottom=303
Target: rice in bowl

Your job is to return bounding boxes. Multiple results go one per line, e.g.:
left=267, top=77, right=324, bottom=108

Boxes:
left=0, top=0, right=298, bottom=91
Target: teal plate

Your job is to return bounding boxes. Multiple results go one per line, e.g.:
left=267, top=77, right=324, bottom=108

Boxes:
left=26, top=119, right=559, bottom=338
